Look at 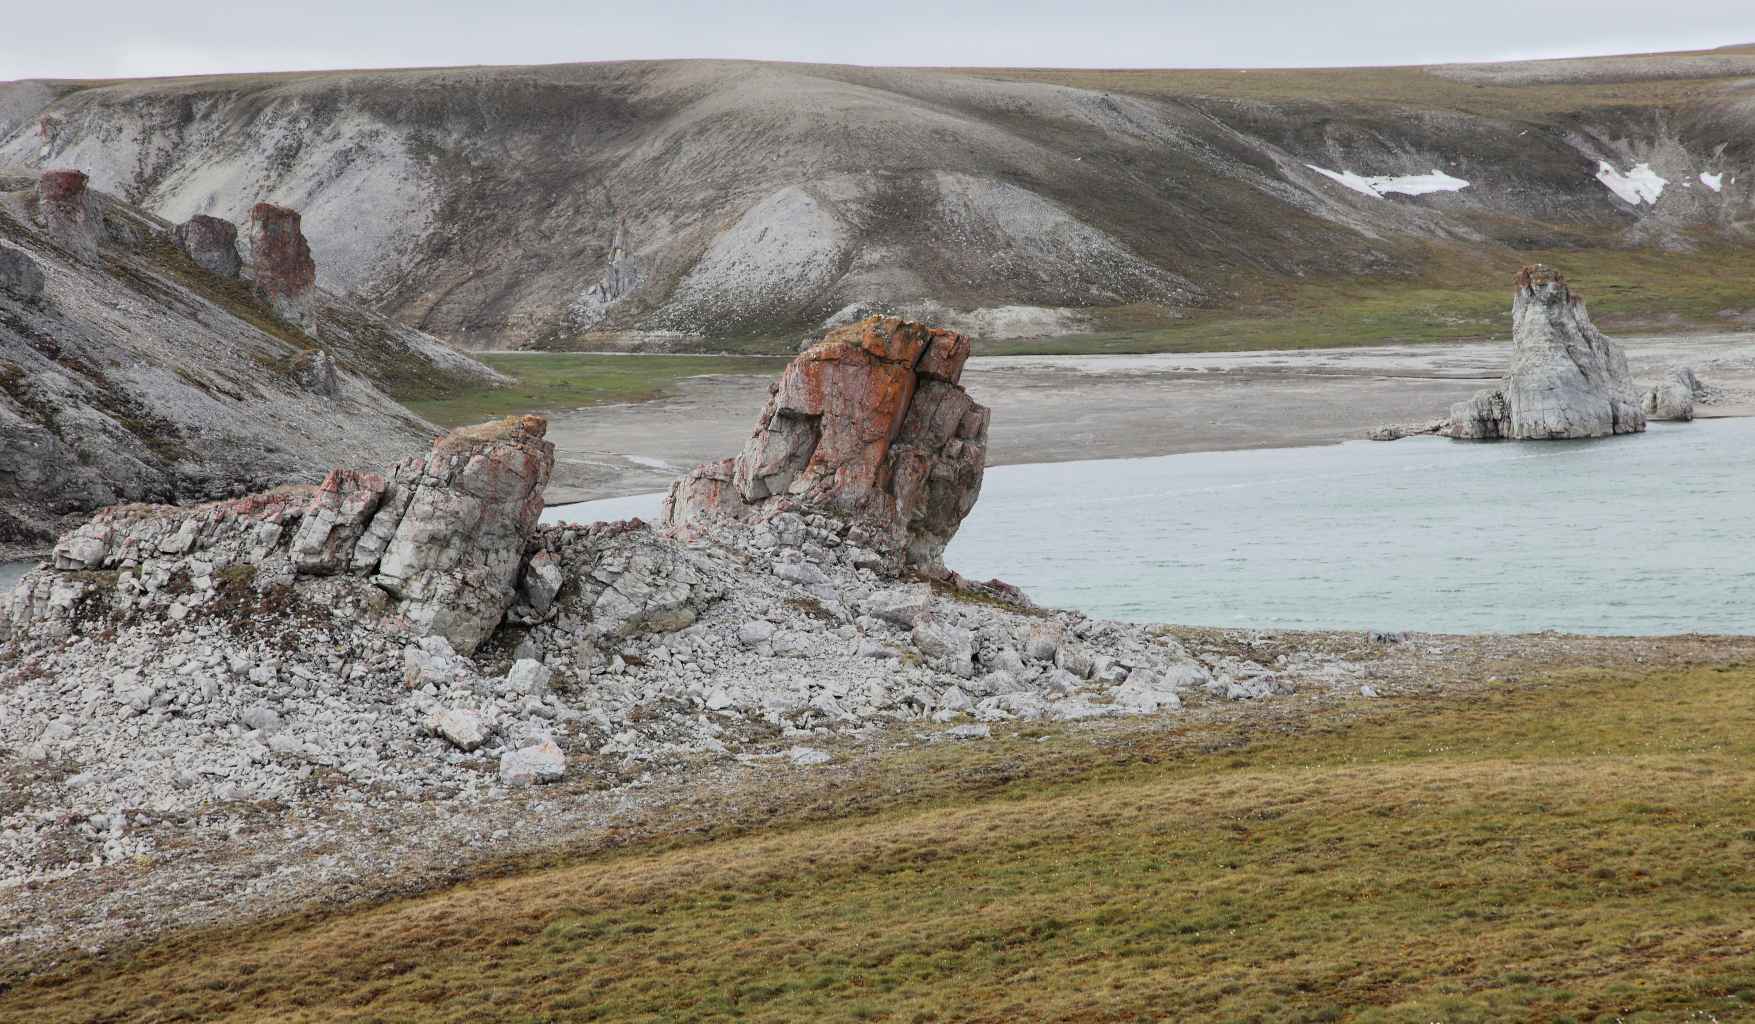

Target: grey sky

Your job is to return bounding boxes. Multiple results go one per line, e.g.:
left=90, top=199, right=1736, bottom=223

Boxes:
left=1, top=0, right=1749, bottom=81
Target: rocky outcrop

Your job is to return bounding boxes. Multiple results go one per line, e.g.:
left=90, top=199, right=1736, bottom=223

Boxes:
left=1641, top=366, right=1704, bottom=421
left=26, top=416, right=554, bottom=653
left=289, top=349, right=338, bottom=396
left=172, top=214, right=242, bottom=278
left=33, top=168, right=101, bottom=256
left=0, top=177, right=508, bottom=543
left=0, top=244, right=43, bottom=301
left=1447, top=266, right=1645, bottom=440
left=368, top=416, right=555, bottom=652
left=244, top=202, right=317, bottom=333
left=663, top=317, right=989, bottom=569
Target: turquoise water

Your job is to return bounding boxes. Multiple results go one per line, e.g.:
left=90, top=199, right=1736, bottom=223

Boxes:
left=543, top=418, right=1755, bottom=635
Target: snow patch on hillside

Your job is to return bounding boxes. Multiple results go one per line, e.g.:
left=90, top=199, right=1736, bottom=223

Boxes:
left=1596, top=162, right=1667, bottom=205
left=1306, top=166, right=1471, bottom=199
left=1699, top=171, right=1724, bottom=193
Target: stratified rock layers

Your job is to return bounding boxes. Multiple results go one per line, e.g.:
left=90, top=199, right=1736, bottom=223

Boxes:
left=1449, top=265, right=1645, bottom=440
left=371, top=416, right=555, bottom=652
left=663, top=317, right=989, bottom=568
left=39, top=416, right=554, bottom=653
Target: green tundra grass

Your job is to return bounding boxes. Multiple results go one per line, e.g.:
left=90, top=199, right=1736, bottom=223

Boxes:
left=402, top=353, right=790, bottom=428
left=7, top=663, right=1753, bottom=1023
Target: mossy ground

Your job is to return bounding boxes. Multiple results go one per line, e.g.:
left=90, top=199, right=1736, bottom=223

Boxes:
left=8, top=663, right=1753, bottom=1023
left=404, top=353, right=790, bottom=428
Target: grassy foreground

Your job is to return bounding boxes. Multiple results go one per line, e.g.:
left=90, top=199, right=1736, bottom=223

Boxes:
left=7, top=664, right=1754, bottom=1023
left=403, top=353, right=789, bottom=428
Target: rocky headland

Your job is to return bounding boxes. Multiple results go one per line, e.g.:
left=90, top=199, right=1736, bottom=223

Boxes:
left=1, top=320, right=1391, bottom=961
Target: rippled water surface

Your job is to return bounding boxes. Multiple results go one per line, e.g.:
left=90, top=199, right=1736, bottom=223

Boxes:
left=545, top=418, right=1755, bottom=635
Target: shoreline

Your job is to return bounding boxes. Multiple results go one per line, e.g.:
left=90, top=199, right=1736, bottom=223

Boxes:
left=538, top=330, right=1755, bottom=504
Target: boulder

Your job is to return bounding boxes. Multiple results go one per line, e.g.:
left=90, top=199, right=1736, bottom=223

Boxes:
left=428, top=708, right=490, bottom=752
left=289, top=350, right=339, bottom=397
left=1447, top=266, right=1645, bottom=440
left=663, top=317, right=988, bottom=568
left=33, top=169, right=102, bottom=256
left=0, top=245, right=45, bottom=302
left=500, top=739, right=565, bottom=785
left=244, top=202, right=318, bottom=333
left=171, top=214, right=242, bottom=278
left=367, top=416, right=555, bottom=653
left=1641, top=366, right=1704, bottom=422
left=912, top=618, right=975, bottom=678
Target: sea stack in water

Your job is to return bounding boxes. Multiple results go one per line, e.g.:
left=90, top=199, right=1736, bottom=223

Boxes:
left=663, top=316, right=989, bottom=569
left=1448, top=265, right=1645, bottom=440
left=245, top=202, right=318, bottom=333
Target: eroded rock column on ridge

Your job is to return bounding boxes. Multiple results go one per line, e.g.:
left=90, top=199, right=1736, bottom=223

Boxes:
left=662, top=316, right=989, bottom=569
left=28, top=416, right=554, bottom=653
left=1448, top=265, right=1645, bottom=440
left=244, top=202, right=318, bottom=333
left=33, top=168, right=102, bottom=257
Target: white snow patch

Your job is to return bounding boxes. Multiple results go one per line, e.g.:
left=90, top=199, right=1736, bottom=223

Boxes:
left=1699, top=171, right=1724, bottom=193
left=1306, top=166, right=1470, bottom=199
left=1595, top=162, right=1667, bottom=206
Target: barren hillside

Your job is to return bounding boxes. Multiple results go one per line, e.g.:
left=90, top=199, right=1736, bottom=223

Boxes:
left=0, top=171, right=503, bottom=548
left=2, top=48, right=1752, bottom=349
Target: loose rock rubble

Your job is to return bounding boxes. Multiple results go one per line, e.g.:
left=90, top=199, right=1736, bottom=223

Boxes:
left=0, top=340, right=1378, bottom=961
left=1447, top=265, right=1646, bottom=440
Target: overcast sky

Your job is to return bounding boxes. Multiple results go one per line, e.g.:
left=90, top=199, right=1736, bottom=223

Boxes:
left=2, top=0, right=1750, bottom=81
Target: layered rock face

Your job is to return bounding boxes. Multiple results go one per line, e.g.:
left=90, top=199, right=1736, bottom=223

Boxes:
left=33, top=168, right=101, bottom=256
left=29, top=416, right=554, bottom=653
left=172, top=214, right=242, bottom=278
left=370, top=416, right=556, bottom=651
left=1448, top=266, right=1645, bottom=440
left=1642, top=366, right=1704, bottom=422
left=663, top=317, right=989, bottom=568
left=245, top=202, right=317, bottom=332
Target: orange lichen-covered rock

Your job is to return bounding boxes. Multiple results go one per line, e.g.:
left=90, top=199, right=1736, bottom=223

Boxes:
left=663, top=317, right=988, bottom=568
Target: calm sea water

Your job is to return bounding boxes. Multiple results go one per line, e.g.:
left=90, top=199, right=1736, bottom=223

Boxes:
left=561, top=418, right=1755, bottom=635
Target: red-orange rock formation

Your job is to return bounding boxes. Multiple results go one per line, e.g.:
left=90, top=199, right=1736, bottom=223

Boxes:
left=33, top=169, right=101, bottom=256
left=245, top=202, right=318, bottom=332
left=663, top=317, right=988, bottom=568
